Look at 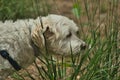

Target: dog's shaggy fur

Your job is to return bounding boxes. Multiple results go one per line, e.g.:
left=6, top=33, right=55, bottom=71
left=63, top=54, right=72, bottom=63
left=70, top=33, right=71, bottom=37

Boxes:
left=0, top=14, right=86, bottom=79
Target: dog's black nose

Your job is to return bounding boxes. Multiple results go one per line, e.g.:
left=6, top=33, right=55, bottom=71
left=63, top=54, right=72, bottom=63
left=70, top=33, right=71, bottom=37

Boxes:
left=80, top=43, right=86, bottom=50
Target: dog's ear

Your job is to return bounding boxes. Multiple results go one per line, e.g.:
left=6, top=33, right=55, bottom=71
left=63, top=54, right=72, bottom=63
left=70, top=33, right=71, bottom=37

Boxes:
left=42, top=16, right=60, bottom=39
left=43, top=27, right=54, bottom=39
left=31, top=26, right=44, bottom=49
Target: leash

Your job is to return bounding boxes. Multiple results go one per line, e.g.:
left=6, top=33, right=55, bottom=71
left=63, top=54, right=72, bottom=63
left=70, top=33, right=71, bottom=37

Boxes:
left=0, top=50, right=21, bottom=71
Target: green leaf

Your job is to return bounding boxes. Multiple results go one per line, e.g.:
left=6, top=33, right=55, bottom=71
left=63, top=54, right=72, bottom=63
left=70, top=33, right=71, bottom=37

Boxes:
left=72, top=3, right=81, bottom=19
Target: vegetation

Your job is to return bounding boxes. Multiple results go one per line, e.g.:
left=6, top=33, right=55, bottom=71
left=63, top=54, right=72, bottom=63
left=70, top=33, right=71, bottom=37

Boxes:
left=0, top=0, right=50, bottom=21
left=0, top=0, right=119, bottom=80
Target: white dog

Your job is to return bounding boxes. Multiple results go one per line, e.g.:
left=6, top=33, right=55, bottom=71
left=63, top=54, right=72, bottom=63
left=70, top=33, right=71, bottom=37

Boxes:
left=0, top=14, right=86, bottom=79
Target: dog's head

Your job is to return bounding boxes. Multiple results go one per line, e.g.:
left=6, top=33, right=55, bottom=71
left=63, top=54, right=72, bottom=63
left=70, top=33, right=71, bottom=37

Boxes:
left=31, top=14, right=86, bottom=56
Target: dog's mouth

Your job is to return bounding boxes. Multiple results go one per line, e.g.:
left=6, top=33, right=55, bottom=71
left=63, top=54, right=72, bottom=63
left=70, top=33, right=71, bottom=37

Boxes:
left=70, top=43, right=87, bottom=53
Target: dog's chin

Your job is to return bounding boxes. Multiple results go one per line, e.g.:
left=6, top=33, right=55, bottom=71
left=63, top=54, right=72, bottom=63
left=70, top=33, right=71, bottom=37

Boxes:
left=50, top=49, right=81, bottom=56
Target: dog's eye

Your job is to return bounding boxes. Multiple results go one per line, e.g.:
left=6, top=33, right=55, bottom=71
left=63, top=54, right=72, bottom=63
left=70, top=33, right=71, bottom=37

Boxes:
left=76, top=31, right=79, bottom=35
left=76, top=31, right=80, bottom=37
left=66, top=32, right=72, bottom=38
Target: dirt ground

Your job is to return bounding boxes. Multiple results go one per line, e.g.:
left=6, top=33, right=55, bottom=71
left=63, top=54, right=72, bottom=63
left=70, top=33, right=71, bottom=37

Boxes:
left=49, top=0, right=88, bottom=23
left=50, top=0, right=74, bottom=17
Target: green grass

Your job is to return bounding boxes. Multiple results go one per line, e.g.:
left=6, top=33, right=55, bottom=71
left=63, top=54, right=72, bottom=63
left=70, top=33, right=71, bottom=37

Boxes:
left=1, top=0, right=119, bottom=80
left=0, top=0, right=50, bottom=21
